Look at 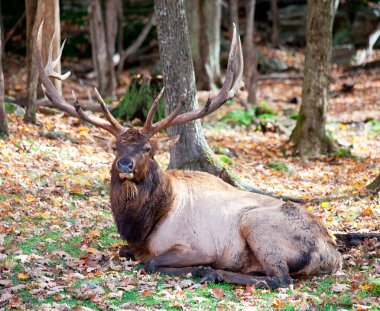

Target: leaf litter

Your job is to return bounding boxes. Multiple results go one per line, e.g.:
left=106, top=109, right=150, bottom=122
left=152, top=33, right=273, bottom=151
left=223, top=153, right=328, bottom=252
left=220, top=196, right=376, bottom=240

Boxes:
left=1, top=51, right=380, bottom=309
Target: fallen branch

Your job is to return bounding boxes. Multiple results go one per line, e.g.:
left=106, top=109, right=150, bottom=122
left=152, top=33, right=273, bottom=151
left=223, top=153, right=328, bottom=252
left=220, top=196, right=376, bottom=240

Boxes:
left=116, top=14, right=156, bottom=80
left=345, top=59, right=380, bottom=72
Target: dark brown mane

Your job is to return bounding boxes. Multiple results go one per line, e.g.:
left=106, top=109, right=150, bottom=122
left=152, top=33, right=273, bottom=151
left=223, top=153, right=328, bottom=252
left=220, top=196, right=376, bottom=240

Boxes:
left=110, top=159, right=174, bottom=249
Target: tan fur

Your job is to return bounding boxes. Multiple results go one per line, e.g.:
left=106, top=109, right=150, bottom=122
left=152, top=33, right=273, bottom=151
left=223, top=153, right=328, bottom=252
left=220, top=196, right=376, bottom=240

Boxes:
left=109, top=131, right=341, bottom=287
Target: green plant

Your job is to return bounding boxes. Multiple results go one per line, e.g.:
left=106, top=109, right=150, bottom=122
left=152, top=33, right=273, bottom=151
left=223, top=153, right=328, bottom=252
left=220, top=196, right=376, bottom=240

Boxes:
left=289, top=112, right=299, bottom=120
left=221, top=108, right=255, bottom=126
left=267, top=161, right=289, bottom=172
left=112, top=75, right=164, bottom=123
left=333, top=145, right=353, bottom=158
left=367, top=119, right=380, bottom=135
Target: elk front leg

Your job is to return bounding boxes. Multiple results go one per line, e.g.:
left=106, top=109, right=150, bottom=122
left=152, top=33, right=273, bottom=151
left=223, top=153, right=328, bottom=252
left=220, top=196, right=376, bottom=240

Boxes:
left=144, top=246, right=214, bottom=276
left=199, top=270, right=286, bottom=289
left=119, top=245, right=135, bottom=260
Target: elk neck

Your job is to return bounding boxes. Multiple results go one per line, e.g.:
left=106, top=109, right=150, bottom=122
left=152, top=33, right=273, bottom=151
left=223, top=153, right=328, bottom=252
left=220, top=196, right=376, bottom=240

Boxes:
left=110, top=158, right=174, bottom=245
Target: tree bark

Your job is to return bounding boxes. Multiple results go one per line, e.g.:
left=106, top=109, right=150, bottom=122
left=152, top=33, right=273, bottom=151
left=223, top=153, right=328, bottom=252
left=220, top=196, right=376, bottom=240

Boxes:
left=186, top=0, right=222, bottom=90
left=40, top=0, right=62, bottom=95
left=290, top=0, right=335, bottom=157
left=230, top=0, right=239, bottom=32
left=24, top=0, right=38, bottom=124
left=0, top=23, right=8, bottom=137
left=155, top=0, right=224, bottom=174
left=244, top=0, right=258, bottom=105
left=25, top=0, right=61, bottom=124
left=269, top=0, right=280, bottom=48
left=88, top=0, right=116, bottom=98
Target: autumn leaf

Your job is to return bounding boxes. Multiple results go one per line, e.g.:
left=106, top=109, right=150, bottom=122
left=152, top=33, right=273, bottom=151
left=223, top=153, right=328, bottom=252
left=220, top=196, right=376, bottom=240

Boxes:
left=272, top=297, right=285, bottom=309
left=17, top=273, right=29, bottom=280
left=211, top=287, right=224, bottom=299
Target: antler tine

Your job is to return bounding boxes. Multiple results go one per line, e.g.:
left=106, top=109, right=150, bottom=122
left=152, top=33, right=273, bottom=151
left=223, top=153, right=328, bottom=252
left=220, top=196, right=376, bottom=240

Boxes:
left=153, top=23, right=244, bottom=128
left=37, top=21, right=125, bottom=137
left=46, top=27, right=71, bottom=81
left=141, top=87, right=165, bottom=134
left=144, top=91, right=187, bottom=136
left=94, top=88, right=125, bottom=133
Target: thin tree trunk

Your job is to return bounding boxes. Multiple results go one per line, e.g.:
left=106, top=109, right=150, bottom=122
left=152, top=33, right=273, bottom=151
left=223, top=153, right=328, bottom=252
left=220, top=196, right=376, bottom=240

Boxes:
left=116, top=13, right=155, bottom=81
left=244, top=0, right=258, bottom=105
left=269, top=0, right=280, bottom=48
left=24, top=0, right=38, bottom=124
left=0, top=24, right=8, bottom=137
left=186, top=0, right=222, bottom=90
left=155, top=0, right=224, bottom=174
left=290, top=0, right=335, bottom=157
left=88, top=0, right=115, bottom=98
left=230, top=0, right=239, bottom=32
left=104, top=0, right=117, bottom=94
left=40, top=0, right=62, bottom=95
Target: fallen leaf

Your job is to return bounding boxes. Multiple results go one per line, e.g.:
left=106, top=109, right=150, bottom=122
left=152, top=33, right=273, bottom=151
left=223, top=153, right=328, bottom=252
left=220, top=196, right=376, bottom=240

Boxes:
left=211, top=287, right=224, bottom=299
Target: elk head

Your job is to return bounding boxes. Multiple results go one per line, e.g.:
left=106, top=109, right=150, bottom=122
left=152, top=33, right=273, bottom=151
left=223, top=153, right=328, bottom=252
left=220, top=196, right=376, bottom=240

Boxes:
left=36, top=22, right=243, bottom=184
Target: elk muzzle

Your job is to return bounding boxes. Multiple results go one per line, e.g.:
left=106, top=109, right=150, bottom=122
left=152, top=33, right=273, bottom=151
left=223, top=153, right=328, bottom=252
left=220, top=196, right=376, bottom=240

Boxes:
left=117, top=156, right=135, bottom=180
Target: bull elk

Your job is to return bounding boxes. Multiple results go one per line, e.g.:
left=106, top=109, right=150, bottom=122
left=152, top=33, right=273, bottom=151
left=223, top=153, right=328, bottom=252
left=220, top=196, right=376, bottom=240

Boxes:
left=37, top=23, right=342, bottom=288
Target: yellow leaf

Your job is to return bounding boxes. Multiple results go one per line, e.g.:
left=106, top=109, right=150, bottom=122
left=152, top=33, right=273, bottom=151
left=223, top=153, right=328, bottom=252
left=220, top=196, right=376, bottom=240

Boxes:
left=339, top=124, right=347, bottom=130
left=360, top=284, right=375, bottom=291
left=38, top=213, right=49, bottom=220
left=78, top=126, right=89, bottom=133
left=321, top=202, right=328, bottom=208
left=307, top=206, right=314, bottom=212
left=86, top=247, right=99, bottom=254
left=272, top=297, right=285, bottom=309
left=88, top=229, right=101, bottom=238
left=360, top=207, right=373, bottom=217
left=17, top=273, right=29, bottom=280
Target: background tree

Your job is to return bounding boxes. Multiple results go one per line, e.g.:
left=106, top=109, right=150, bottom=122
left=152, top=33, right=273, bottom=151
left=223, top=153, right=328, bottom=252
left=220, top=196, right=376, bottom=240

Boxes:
left=269, top=0, right=280, bottom=47
left=88, top=0, right=117, bottom=98
left=185, top=0, right=222, bottom=90
left=243, top=0, right=258, bottom=105
left=25, top=0, right=61, bottom=123
left=0, top=24, right=7, bottom=137
left=290, top=0, right=335, bottom=157
left=155, top=0, right=225, bottom=174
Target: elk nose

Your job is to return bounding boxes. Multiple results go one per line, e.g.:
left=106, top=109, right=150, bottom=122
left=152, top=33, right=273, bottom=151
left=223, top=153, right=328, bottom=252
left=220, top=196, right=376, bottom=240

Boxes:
left=117, top=156, right=134, bottom=173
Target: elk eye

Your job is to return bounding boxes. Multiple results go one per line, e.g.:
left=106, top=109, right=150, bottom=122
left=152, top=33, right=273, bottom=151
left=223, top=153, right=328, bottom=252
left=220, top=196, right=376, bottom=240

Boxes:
left=143, top=146, right=151, bottom=153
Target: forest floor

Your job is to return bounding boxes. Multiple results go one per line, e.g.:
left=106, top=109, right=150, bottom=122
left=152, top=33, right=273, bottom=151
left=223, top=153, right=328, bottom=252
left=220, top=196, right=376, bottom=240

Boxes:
left=0, top=48, right=379, bottom=310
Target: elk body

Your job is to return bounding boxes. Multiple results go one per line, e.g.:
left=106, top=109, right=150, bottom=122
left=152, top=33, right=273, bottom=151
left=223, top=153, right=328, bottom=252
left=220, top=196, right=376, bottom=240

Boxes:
left=37, top=24, right=342, bottom=288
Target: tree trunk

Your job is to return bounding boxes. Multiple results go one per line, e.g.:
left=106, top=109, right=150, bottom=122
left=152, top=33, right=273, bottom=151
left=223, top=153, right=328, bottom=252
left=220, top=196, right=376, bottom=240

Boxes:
left=25, top=0, right=61, bottom=124
left=0, top=23, right=8, bottom=137
left=269, top=0, right=280, bottom=48
left=244, top=0, right=258, bottom=105
left=41, top=0, right=62, bottom=95
left=367, top=174, right=380, bottom=191
left=290, top=0, right=335, bottom=157
left=230, top=0, right=239, bottom=32
left=186, top=0, right=222, bottom=90
left=155, top=0, right=224, bottom=174
left=24, top=0, right=38, bottom=124
left=88, top=0, right=116, bottom=98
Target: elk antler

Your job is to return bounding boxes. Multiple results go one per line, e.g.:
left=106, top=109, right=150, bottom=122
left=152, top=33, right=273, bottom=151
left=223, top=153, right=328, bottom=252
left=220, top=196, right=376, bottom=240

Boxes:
left=36, top=21, right=125, bottom=136
left=140, top=23, right=244, bottom=136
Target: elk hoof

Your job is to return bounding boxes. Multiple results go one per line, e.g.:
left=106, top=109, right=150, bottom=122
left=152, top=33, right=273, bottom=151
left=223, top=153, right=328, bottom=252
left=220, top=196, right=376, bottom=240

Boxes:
left=192, top=266, right=215, bottom=278
left=199, top=271, right=224, bottom=284
left=119, top=245, right=135, bottom=260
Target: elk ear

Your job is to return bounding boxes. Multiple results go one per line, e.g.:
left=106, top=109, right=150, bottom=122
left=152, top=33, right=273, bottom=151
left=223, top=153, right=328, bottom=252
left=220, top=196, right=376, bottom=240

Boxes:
left=151, top=135, right=180, bottom=154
